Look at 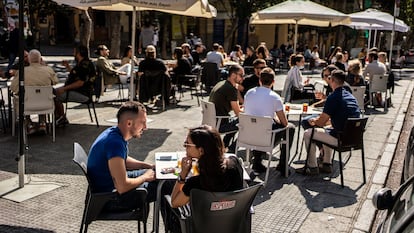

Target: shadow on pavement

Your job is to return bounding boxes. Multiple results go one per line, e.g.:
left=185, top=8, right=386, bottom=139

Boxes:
left=0, top=124, right=172, bottom=175
left=0, top=225, right=55, bottom=233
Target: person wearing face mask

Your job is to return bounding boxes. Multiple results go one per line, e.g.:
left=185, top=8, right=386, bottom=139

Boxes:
left=282, top=54, right=315, bottom=102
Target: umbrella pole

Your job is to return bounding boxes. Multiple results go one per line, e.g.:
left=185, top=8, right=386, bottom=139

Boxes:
left=373, top=29, right=377, bottom=48
left=367, top=28, right=371, bottom=51
left=18, top=0, right=25, bottom=188
left=293, top=20, right=298, bottom=53
left=388, top=2, right=397, bottom=70
left=130, top=7, right=137, bottom=101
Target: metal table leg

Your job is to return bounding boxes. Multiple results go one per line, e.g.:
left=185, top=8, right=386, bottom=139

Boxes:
left=152, top=180, right=166, bottom=233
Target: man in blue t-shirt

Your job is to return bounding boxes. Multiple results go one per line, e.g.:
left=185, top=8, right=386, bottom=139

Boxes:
left=87, top=101, right=158, bottom=211
left=297, top=70, right=360, bottom=175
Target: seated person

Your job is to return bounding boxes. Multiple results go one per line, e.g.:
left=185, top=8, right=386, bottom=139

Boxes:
left=54, top=45, right=96, bottom=126
left=138, top=45, right=171, bottom=104
left=333, top=53, right=346, bottom=72
left=181, top=43, right=194, bottom=65
left=88, top=101, right=172, bottom=216
left=209, top=65, right=244, bottom=151
left=171, top=47, right=192, bottom=89
left=171, top=125, right=244, bottom=207
left=229, top=44, right=244, bottom=64
left=121, top=45, right=140, bottom=69
left=311, top=46, right=327, bottom=67
left=244, top=68, right=295, bottom=174
left=243, top=46, right=257, bottom=67
left=6, top=50, right=29, bottom=79
left=239, top=58, right=266, bottom=99
left=206, top=43, right=224, bottom=69
left=282, top=54, right=315, bottom=103
left=297, top=70, right=360, bottom=175
left=95, top=45, right=128, bottom=88
left=395, top=49, right=406, bottom=67
left=11, top=49, right=58, bottom=134
left=346, top=59, right=365, bottom=86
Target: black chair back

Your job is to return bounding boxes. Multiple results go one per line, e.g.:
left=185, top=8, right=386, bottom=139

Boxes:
left=73, top=142, right=148, bottom=233
left=201, top=62, right=219, bottom=89
left=190, top=184, right=262, bottom=233
left=338, top=117, right=368, bottom=151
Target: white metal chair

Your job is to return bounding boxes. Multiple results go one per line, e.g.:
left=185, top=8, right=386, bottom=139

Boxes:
left=351, top=86, right=366, bottom=115
left=235, top=114, right=289, bottom=185
left=369, top=74, right=389, bottom=111
left=200, top=100, right=237, bottom=134
left=12, top=86, right=55, bottom=142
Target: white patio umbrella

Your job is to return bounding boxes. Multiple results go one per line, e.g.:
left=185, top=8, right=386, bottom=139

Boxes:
left=348, top=8, right=409, bottom=33
left=251, top=0, right=351, bottom=52
left=53, top=0, right=216, bottom=100
left=347, top=8, right=410, bottom=63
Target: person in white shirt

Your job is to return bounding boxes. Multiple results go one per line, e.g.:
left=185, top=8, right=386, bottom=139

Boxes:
left=244, top=68, right=295, bottom=174
left=206, top=43, right=224, bottom=69
left=311, top=46, right=327, bottom=67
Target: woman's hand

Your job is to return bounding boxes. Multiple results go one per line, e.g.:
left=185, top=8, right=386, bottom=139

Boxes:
left=180, top=157, right=192, bottom=178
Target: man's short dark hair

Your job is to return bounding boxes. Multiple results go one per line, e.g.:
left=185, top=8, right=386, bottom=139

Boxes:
left=331, top=69, right=346, bottom=84
left=368, top=52, right=378, bottom=60
left=259, top=67, right=275, bottom=86
left=253, top=58, right=266, bottom=67
left=116, top=101, right=146, bottom=123
left=228, top=64, right=243, bottom=77
left=212, top=43, right=219, bottom=50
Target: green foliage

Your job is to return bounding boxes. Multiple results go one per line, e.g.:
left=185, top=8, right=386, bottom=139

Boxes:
left=227, top=0, right=284, bottom=19
left=26, top=0, right=59, bottom=15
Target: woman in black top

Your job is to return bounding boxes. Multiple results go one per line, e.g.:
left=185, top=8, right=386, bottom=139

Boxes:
left=171, top=125, right=244, bottom=208
left=243, top=46, right=257, bottom=67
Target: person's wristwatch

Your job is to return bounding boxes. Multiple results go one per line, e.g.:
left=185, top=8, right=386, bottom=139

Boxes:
left=177, top=175, right=186, bottom=184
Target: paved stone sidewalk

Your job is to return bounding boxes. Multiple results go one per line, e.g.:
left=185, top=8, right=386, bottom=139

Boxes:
left=0, top=61, right=413, bottom=232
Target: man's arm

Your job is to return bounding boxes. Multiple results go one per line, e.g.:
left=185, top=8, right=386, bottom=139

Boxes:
left=125, top=156, right=154, bottom=170
left=230, top=100, right=242, bottom=116
left=275, top=110, right=288, bottom=127
left=108, top=157, right=155, bottom=194
left=56, top=80, right=84, bottom=96
left=308, top=112, right=330, bottom=127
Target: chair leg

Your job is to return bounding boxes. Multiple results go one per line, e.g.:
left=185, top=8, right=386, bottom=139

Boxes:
left=91, top=101, right=99, bottom=127
left=338, top=151, right=344, bottom=188
left=361, top=147, right=366, bottom=185
left=52, top=113, right=55, bottom=142
left=83, top=223, right=89, bottom=233
left=86, top=104, right=93, bottom=123
left=264, top=151, right=272, bottom=187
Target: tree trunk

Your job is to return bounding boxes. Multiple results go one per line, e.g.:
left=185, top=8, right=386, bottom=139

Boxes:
left=81, top=9, right=92, bottom=57
left=109, top=11, right=121, bottom=58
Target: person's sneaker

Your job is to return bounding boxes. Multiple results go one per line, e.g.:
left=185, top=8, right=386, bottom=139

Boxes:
left=38, top=122, right=47, bottom=134
left=319, top=163, right=333, bottom=173
left=26, top=123, right=37, bottom=135
left=296, top=166, right=319, bottom=176
left=56, top=116, right=69, bottom=127
left=252, top=163, right=267, bottom=174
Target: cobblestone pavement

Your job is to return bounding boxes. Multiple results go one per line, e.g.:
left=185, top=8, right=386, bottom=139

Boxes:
left=0, top=55, right=413, bottom=232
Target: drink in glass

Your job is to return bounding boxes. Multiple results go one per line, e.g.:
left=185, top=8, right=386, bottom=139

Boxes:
left=285, top=103, right=290, bottom=113
left=192, top=161, right=199, bottom=176
left=302, top=103, right=308, bottom=113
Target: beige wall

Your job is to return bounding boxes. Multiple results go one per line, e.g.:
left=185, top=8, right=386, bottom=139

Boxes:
left=254, top=25, right=275, bottom=48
